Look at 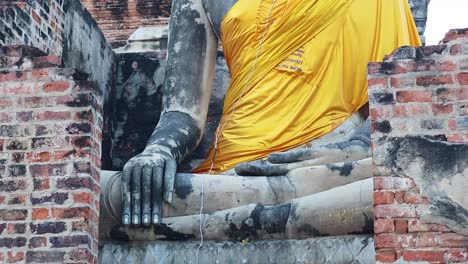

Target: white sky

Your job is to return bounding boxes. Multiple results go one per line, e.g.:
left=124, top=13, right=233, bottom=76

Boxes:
left=425, top=0, right=468, bottom=45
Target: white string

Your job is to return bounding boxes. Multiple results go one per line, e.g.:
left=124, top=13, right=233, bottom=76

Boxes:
left=195, top=1, right=279, bottom=263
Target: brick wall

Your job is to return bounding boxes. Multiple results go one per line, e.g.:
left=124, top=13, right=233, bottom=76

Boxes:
left=80, top=0, right=171, bottom=48
left=0, top=0, right=65, bottom=55
left=369, top=29, right=468, bottom=263
left=0, top=45, right=102, bottom=263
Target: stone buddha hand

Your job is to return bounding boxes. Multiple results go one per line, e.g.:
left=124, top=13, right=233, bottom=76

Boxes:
left=120, top=0, right=373, bottom=227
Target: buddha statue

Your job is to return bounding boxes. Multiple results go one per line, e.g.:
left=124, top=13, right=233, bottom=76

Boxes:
left=101, top=0, right=421, bottom=240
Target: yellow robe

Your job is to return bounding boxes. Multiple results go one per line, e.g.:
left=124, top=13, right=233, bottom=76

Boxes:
left=194, top=0, right=421, bottom=174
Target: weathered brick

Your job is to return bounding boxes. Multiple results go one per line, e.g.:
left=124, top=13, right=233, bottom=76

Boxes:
left=375, top=234, right=416, bottom=248
left=34, top=111, right=71, bottom=121
left=416, top=233, right=438, bottom=247
left=457, top=72, right=468, bottom=85
left=8, top=165, right=26, bottom=177
left=49, top=235, right=89, bottom=248
left=435, top=88, right=468, bottom=102
left=32, top=56, right=62, bottom=68
left=42, top=80, right=69, bottom=93
left=57, top=177, right=93, bottom=190
left=28, top=237, right=47, bottom=249
left=7, top=251, right=25, bottom=263
left=30, top=193, right=68, bottom=205
left=51, top=207, right=91, bottom=219
left=29, top=163, right=67, bottom=177
left=33, top=178, right=50, bottom=191
left=7, top=195, right=26, bottom=205
left=446, top=249, right=468, bottom=262
left=16, top=111, right=33, bottom=122
left=403, top=250, right=445, bottom=263
left=66, top=123, right=91, bottom=134
left=375, top=249, right=397, bottom=263
left=31, top=208, right=49, bottom=220
left=25, top=251, right=65, bottom=263
left=0, top=237, right=27, bottom=248
left=438, top=233, right=468, bottom=248
left=374, top=192, right=394, bottom=205
left=394, top=220, right=408, bottom=234
left=370, top=92, right=395, bottom=105
left=26, top=151, right=51, bottom=163
left=374, top=219, right=394, bottom=234
left=374, top=204, right=416, bottom=219
left=396, top=90, right=433, bottom=103
left=6, top=223, right=26, bottom=235
left=0, top=181, right=28, bottom=192
left=30, top=222, right=66, bottom=234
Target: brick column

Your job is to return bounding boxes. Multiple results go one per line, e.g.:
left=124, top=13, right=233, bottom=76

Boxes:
left=369, top=29, right=468, bottom=263
left=0, top=45, right=102, bottom=263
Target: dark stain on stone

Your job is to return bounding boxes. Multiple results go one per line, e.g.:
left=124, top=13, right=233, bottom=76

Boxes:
left=174, top=174, right=194, bottom=199
left=374, top=120, right=392, bottom=133
left=326, top=162, right=354, bottom=177
left=154, top=224, right=195, bottom=241
left=297, top=224, right=329, bottom=237
left=349, top=212, right=374, bottom=235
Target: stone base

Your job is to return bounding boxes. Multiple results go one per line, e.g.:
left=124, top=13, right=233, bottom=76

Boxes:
left=99, top=236, right=374, bottom=264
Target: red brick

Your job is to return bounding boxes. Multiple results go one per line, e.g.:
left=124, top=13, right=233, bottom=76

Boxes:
left=0, top=72, right=27, bottom=82
left=416, top=233, right=438, bottom=247
left=73, top=193, right=92, bottom=204
left=446, top=249, right=468, bottom=262
left=438, top=233, right=468, bottom=248
left=34, top=111, right=71, bottom=121
left=396, top=90, right=433, bottom=103
left=26, top=152, right=51, bottom=163
left=408, top=220, right=451, bottom=233
left=33, top=56, right=62, bottom=69
left=32, top=208, right=49, bottom=220
left=416, top=75, right=454, bottom=87
left=394, top=191, right=405, bottom=203
left=31, top=69, right=49, bottom=80
left=7, top=83, right=38, bottom=94
left=43, top=81, right=70, bottom=93
left=390, top=76, right=415, bottom=89
left=375, top=249, right=397, bottom=262
left=403, top=191, right=428, bottom=204
left=51, top=207, right=92, bottom=219
left=31, top=10, right=42, bottom=24
left=7, top=251, right=25, bottom=263
left=407, top=104, right=429, bottom=115
left=439, top=61, right=458, bottom=71
left=374, top=177, right=394, bottom=191
left=0, top=98, right=13, bottom=109
left=448, top=119, right=458, bottom=130
left=370, top=107, right=393, bottom=121
left=457, top=72, right=468, bottom=85
left=375, top=234, right=416, bottom=248
left=368, top=78, right=388, bottom=89
left=374, top=219, right=394, bottom=234
left=395, top=220, right=408, bottom=234
left=374, top=192, right=394, bottom=205
left=435, top=88, right=468, bottom=102
left=432, top=103, right=453, bottom=115
left=403, top=250, right=445, bottom=263
left=374, top=204, right=416, bottom=219
left=33, top=179, right=50, bottom=191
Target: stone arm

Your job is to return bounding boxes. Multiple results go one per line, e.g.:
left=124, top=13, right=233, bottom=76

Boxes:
left=122, top=0, right=218, bottom=226
left=236, top=118, right=371, bottom=176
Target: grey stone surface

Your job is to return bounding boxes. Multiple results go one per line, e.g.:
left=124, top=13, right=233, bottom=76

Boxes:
left=99, top=236, right=375, bottom=264
left=408, top=0, right=431, bottom=44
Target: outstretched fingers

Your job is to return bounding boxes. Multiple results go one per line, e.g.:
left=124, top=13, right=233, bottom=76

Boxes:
left=163, top=158, right=177, bottom=203
left=121, top=168, right=132, bottom=225
left=131, top=165, right=143, bottom=225
left=152, top=165, right=164, bottom=224
left=141, top=166, right=152, bottom=226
